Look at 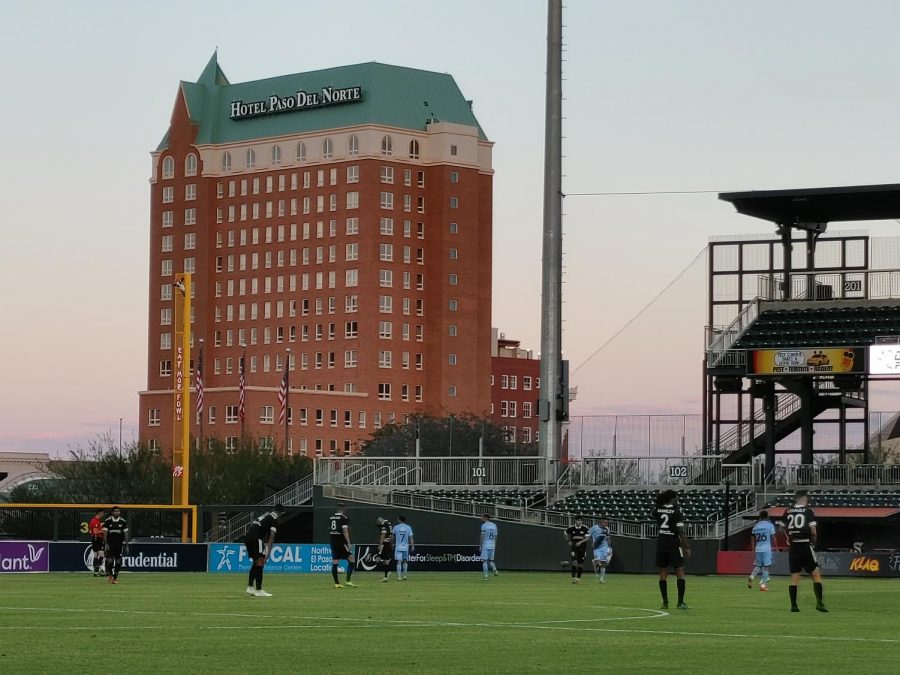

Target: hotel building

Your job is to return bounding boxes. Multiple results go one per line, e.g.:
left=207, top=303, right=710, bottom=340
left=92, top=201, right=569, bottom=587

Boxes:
left=138, top=55, right=493, bottom=456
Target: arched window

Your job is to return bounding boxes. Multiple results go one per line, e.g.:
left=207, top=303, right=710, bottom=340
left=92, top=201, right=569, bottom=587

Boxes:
left=185, top=153, right=197, bottom=176
left=271, top=145, right=282, bottom=166
left=322, top=138, right=333, bottom=159
left=162, top=156, right=174, bottom=179
left=296, top=141, right=306, bottom=162
left=245, top=148, right=256, bottom=169
left=381, top=135, right=393, bottom=156
left=347, top=135, right=359, bottom=156
left=408, top=140, right=420, bottom=159
left=221, top=152, right=232, bottom=172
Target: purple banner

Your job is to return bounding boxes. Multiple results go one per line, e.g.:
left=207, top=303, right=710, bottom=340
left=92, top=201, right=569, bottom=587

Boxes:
left=0, top=541, right=50, bottom=573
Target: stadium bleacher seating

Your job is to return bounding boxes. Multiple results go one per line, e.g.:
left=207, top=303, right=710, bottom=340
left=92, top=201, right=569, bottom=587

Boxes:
left=765, top=491, right=900, bottom=508
left=394, top=488, right=547, bottom=509
left=733, top=306, right=900, bottom=350
left=549, top=489, right=753, bottom=522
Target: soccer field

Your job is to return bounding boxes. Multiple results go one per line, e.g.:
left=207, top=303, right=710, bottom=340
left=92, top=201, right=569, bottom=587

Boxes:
left=1, top=572, right=898, bottom=674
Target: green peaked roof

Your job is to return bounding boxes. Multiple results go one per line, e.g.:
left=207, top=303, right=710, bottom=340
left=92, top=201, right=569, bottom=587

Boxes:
left=158, top=58, right=487, bottom=151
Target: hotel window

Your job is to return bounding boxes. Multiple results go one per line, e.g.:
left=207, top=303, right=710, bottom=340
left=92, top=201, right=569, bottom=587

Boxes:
left=417, top=171, right=425, bottom=187
left=345, top=321, right=358, bottom=338
left=379, top=350, right=392, bottom=368
left=345, top=243, right=358, bottom=261
left=330, top=168, right=338, bottom=186
left=449, top=222, right=458, bottom=234
left=345, top=295, right=358, bottom=313
left=379, top=244, right=393, bottom=262
left=347, top=134, right=359, bottom=156
left=415, top=353, right=424, bottom=369
left=160, top=308, right=172, bottom=325
left=379, top=321, right=392, bottom=339
left=404, top=169, right=412, bottom=186
left=404, top=195, right=412, bottom=212
left=344, top=349, right=358, bottom=369
left=450, top=171, right=459, bottom=183
left=162, top=156, right=174, bottom=179
left=403, top=246, right=411, bottom=264
left=449, top=353, right=457, bottom=366
left=450, top=197, right=459, bottom=208
left=159, top=360, right=172, bottom=376
left=184, top=233, right=196, bottom=250
left=329, top=194, right=337, bottom=211
left=185, top=153, right=197, bottom=176
left=322, top=137, right=333, bottom=159
left=185, top=208, right=197, bottom=225
left=222, top=152, right=232, bottom=172
left=245, top=148, right=255, bottom=169
left=160, top=333, right=171, bottom=350
left=417, top=222, right=425, bottom=238
left=450, top=144, right=458, bottom=156
left=380, top=192, right=394, bottom=209
left=380, top=166, right=394, bottom=184
left=161, top=235, right=173, bottom=252
left=381, top=135, right=393, bottom=156
left=345, top=269, right=358, bottom=287
left=448, top=324, right=458, bottom=336
left=448, top=385, right=457, bottom=397
left=415, top=299, right=424, bottom=315
left=161, top=284, right=172, bottom=301
left=162, top=186, right=174, bottom=203
left=500, top=401, right=509, bottom=417
left=522, top=427, right=532, bottom=443
left=510, top=375, right=517, bottom=389
left=523, top=376, right=532, bottom=391
left=415, top=385, right=423, bottom=402
left=272, top=145, right=282, bottom=165
left=501, top=375, right=509, bottom=389
left=296, top=141, right=306, bottom=162
left=184, top=257, right=195, bottom=273
left=523, top=401, right=532, bottom=418
left=148, top=408, right=161, bottom=426
left=379, top=269, right=393, bottom=287
left=161, top=259, right=173, bottom=276
left=509, top=401, right=517, bottom=417
left=378, top=383, right=392, bottom=400
left=409, top=139, right=420, bottom=159
left=380, top=217, right=394, bottom=235
left=259, top=406, right=274, bottom=424
left=162, top=211, right=173, bottom=228
left=379, top=295, right=392, bottom=313
left=449, top=248, right=459, bottom=260
left=346, top=165, right=359, bottom=183
left=417, top=196, right=425, bottom=213
left=346, top=192, right=359, bottom=209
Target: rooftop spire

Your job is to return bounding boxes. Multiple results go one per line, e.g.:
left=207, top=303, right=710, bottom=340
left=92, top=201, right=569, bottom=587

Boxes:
left=197, top=51, right=229, bottom=86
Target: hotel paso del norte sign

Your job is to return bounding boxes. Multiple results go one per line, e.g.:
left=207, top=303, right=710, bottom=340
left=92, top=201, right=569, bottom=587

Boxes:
left=230, top=85, right=363, bottom=120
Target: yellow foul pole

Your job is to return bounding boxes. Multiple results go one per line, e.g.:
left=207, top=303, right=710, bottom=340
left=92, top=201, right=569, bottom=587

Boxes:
left=172, top=274, right=192, bottom=541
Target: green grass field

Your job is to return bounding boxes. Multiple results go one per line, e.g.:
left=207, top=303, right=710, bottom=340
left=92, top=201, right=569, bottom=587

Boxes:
left=1, top=572, right=898, bottom=673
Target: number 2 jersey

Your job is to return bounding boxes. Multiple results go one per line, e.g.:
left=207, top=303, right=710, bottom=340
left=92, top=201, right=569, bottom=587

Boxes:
left=781, top=505, right=816, bottom=545
left=653, top=504, right=684, bottom=553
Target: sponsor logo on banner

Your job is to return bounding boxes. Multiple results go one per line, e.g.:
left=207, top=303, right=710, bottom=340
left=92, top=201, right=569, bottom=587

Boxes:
left=355, top=544, right=482, bottom=572
left=850, top=556, right=881, bottom=574
left=869, top=344, right=900, bottom=375
left=49, top=542, right=206, bottom=572
left=750, top=347, right=864, bottom=375
left=208, top=544, right=345, bottom=573
left=0, top=541, right=50, bottom=573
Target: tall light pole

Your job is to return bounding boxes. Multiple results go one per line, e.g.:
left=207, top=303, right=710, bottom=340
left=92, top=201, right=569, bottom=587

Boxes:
left=119, top=418, right=123, bottom=454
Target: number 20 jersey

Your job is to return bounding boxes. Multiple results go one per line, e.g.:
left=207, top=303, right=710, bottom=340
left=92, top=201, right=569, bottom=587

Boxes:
left=782, top=505, right=815, bottom=544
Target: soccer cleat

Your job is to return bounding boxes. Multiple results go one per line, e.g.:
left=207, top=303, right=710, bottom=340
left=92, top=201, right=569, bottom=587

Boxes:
left=381, top=577, right=390, bottom=583
left=334, top=584, right=344, bottom=589
left=760, top=584, right=768, bottom=592
left=571, top=578, right=578, bottom=584
left=246, top=586, right=255, bottom=596
left=791, top=606, right=800, bottom=612
left=344, top=581, right=358, bottom=588
left=481, top=577, right=489, bottom=582
left=660, top=602, right=669, bottom=610
left=816, top=604, right=829, bottom=613
left=747, top=578, right=752, bottom=589
left=111, top=579, right=119, bottom=585
left=107, top=576, right=113, bottom=584
left=401, top=576, right=408, bottom=581
left=677, top=602, right=689, bottom=610
left=493, top=570, right=499, bottom=577
left=254, top=590, right=272, bottom=597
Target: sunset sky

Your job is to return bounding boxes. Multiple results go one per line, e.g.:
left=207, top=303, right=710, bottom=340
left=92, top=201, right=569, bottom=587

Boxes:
left=2, top=0, right=900, bottom=454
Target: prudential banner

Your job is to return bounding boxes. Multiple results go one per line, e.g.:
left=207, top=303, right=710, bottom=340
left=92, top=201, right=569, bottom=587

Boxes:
left=0, top=541, right=50, bottom=573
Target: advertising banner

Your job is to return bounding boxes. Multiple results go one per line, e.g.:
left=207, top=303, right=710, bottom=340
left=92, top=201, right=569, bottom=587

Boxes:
left=869, top=344, right=900, bottom=375
left=0, top=541, right=50, bottom=573
left=49, top=542, right=207, bottom=572
left=749, top=347, right=865, bottom=376
left=718, top=551, right=900, bottom=577
left=355, top=543, right=483, bottom=572
left=207, top=543, right=346, bottom=574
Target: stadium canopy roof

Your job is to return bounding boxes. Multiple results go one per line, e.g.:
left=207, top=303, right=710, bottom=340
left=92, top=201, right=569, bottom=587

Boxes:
left=719, top=183, right=900, bottom=225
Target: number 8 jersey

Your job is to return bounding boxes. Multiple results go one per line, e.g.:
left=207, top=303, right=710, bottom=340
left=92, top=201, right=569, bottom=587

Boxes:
left=781, top=505, right=815, bottom=544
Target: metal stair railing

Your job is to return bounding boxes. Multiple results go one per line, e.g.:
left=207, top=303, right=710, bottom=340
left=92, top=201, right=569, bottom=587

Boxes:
left=206, top=474, right=314, bottom=543
left=707, top=298, right=760, bottom=366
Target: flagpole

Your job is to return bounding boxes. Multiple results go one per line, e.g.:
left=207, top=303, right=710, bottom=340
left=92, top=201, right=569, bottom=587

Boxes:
left=284, top=347, right=291, bottom=454
left=239, top=344, right=246, bottom=446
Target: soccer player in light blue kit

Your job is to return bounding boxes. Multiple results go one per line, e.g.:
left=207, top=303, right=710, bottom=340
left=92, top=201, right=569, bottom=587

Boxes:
left=748, top=510, right=776, bottom=591
left=392, top=515, right=414, bottom=580
left=589, top=516, right=613, bottom=583
left=479, top=514, right=499, bottom=580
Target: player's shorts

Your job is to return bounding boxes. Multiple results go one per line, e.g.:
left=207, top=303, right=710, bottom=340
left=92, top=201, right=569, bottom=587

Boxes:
left=378, top=547, right=393, bottom=563
left=244, top=537, right=267, bottom=562
left=788, top=544, right=818, bottom=574
left=481, top=547, right=496, bottom=561
left=330, top=541, right=352, bottom=560
left=570, top=546, right=587, bottom=564
left=754, top=550, right=773, bottom=568
left=394, top=549, right=410, bottom=562
left=106, top=540, right=124, bottom=558
left=91, top=537, right=105, bottom=553
left=655, top=548, right=685, bottom=570
left=593, top=545, right=612, bottom=564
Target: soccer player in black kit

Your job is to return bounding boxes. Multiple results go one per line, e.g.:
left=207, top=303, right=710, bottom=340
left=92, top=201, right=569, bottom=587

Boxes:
left=653, top=490, right=690, bottom=610
left=376, top=517, right=394, bottom=582
left=779, top=490, right=828, bottom=613
left=329, top=504, right=357, bottom=588
left=244, top=510, right=279, bottom=597
left=102, top=506, right=129, bottom=585
left=564, top=516, right=589, bottom=584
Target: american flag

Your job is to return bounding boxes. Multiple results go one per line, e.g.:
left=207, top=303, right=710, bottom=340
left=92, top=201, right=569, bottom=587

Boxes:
left=195, top=344, right=204, bottom=416
left=238, top=353, right=246, bottom=422
left=277, top=355, right=289, bottom=424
